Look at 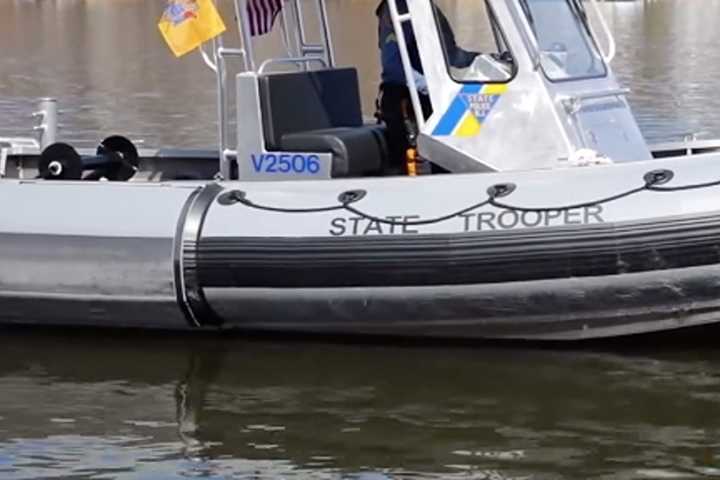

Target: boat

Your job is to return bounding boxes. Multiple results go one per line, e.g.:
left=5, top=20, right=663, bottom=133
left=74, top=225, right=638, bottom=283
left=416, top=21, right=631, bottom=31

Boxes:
left=2, top=0, right=720, bottom=341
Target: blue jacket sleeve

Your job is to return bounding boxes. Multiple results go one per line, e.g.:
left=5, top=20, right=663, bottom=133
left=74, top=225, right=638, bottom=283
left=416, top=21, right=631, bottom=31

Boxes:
left=377, top=0, right=424, bottom=86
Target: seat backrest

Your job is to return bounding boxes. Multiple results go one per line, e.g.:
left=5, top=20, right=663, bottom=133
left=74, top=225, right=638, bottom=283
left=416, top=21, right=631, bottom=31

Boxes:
left=258, top=68, right=364, bottom=151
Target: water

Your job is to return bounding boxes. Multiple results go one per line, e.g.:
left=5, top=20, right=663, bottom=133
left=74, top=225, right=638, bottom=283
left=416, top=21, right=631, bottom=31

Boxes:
left=2, top=1, right=720, bottom=478
left=1, top=332, right=720, bottom=479
left=2, top=0, right=720, bottom=147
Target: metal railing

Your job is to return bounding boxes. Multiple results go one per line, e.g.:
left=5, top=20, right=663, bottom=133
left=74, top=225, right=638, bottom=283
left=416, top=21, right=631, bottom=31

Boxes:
left=0, top=98, right=58, bottom=178
left=386, top=0, right=425, bottom=131
left=201, top=0, right=336, bottom=179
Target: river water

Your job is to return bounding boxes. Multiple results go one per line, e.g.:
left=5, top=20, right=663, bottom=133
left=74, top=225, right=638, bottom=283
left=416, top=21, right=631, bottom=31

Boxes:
left=2, top=1, right=720, bottom=479
left=2, top=0, right=720, bottom=147
left=1, top=332, right=720, bottom=480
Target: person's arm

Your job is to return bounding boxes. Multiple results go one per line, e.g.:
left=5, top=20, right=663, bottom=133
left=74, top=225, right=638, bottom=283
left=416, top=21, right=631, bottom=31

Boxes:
left=378, top=1, right=428, bottom=92
left=434, top=5, right=479, bottom=68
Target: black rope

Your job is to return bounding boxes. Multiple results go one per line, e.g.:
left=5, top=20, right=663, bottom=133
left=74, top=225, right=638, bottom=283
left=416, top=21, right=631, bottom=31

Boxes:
left=218, top=168, right=720, bottom=227
left=237, top=200, right=344, bottom=214
left=219, top=188, right=493, bottom=226
left=648, top=179, right=720, bottom=192
left=219, top=190, right=345, bottom=214
left=342, top=199, right=492, bottom=227
left=490, top=185, right=648, bottom=213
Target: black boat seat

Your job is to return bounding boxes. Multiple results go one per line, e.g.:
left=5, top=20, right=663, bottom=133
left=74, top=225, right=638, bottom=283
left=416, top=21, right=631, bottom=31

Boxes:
left=281, top=126, right=386, bottom=177
left=258, top=68, right=386, bottom=177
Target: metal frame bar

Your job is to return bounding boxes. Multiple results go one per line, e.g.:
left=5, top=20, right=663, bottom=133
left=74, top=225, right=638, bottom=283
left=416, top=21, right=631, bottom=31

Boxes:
left=213, top=36, right=227, bottom=170
left=199, top=44, right=218, bottom=72
left=650, top=139, right=720, bottom=157
left=586, top=0, right=616, bottom=63
left=214, top=41, right=248, bottom=179
left=235, top=0, right=256, bottom=71
left=279, top=4, right=296, bottom=57
left=0, top=138, right=41, bottom=152
left=506, top=0, right=542, bottom=69
left=258, top=56, right=328, bottom=74
left=0, top=147, right=8, bottom=178
left=292, top=0, right=335, bottom=68
left=387, top=0, right=425, bottom=130
left=558, top=87, right=630, bottom=114
left=204, top=0, right=336, bottom=178
left=316, top=0, right=335, bottom=67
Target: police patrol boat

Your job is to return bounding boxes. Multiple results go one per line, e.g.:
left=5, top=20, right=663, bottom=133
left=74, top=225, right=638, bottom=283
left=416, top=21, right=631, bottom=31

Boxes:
left=2, top=0, right=720, bottom=341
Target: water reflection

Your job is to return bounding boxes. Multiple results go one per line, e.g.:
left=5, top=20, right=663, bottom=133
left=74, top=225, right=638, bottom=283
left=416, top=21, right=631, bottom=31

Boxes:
left=1, top=332, right=720, bottom=478
left=1, top=0, right=720, bottom=146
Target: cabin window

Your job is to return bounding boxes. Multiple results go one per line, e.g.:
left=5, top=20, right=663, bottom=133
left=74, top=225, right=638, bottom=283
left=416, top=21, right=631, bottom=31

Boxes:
left=433, top=0, right=516, bottom=83
left=520, top=0, right=607, bottom=81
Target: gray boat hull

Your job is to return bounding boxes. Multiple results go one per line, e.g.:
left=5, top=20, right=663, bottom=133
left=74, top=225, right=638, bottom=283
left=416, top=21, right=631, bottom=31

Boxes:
left=4, top=251, right=720, bottom=340
left=0, top=234, right=186, bottom=329
left=206, top=264, right=720, bottom=340
left=4, top=152, right=720, bottom=341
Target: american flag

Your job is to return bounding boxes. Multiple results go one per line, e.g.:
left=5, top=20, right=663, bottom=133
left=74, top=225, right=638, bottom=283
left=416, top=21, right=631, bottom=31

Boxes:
left=247, top=0, right=285, bottom=36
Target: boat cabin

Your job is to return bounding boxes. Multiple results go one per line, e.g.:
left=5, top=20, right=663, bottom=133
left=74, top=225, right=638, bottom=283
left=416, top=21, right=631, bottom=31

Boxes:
left=0, top=0, right=660, bottom=182
left=215, top=0, right=651, bottom=181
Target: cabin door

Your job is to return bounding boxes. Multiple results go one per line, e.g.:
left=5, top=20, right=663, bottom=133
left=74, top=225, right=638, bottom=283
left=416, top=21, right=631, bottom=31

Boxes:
left=394, top=0, right=573, bottom=172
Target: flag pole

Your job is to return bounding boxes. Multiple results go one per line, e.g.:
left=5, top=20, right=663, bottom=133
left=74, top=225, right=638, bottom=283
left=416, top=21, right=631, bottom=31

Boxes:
left=235, top=0, right=256, bottom=72
left=213, top=33, right=228, bottom=178
left=316, top=0, right=335, bottom=68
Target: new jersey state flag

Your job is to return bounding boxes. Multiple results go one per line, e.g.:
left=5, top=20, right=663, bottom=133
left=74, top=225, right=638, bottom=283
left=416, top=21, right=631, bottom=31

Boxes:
left=158, top=0, right=226, bottom=57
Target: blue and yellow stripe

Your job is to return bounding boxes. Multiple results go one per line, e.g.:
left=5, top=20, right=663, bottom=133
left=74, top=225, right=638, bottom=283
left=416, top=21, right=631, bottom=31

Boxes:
left=432, top=83, right=507, bottom=137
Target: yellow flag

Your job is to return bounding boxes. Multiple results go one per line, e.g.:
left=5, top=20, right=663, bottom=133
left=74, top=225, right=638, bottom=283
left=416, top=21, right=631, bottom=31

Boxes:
left=158, top=0, right=226, bottom=57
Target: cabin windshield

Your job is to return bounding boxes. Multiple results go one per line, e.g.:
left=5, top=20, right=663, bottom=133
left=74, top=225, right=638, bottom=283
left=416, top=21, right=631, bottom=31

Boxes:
left=433, top=0, right=516, bottom=83
left=519, top=0, right=606, bottom=81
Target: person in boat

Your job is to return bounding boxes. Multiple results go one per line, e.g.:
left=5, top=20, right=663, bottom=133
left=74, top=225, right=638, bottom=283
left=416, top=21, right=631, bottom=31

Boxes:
left=376, top=0, right=478, bottom=172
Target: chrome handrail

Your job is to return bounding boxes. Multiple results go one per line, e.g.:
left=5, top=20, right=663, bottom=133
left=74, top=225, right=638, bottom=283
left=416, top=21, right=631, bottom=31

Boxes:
left=588, top=0, right=616, bottom=63
left=387, top=0, right=425, bottom=130
left=558, top=87, right=630, bottom=114
left=0, top=137, right=41, bottom=179
left=199, top=44, right=218, bottom=72
left=0, top=137, right=40, bottom=151
left=208, top=0, right=336, bottom=178
left=258, top=56, right=328, bottom=74
left=0, top=146, right=8, bottom=178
